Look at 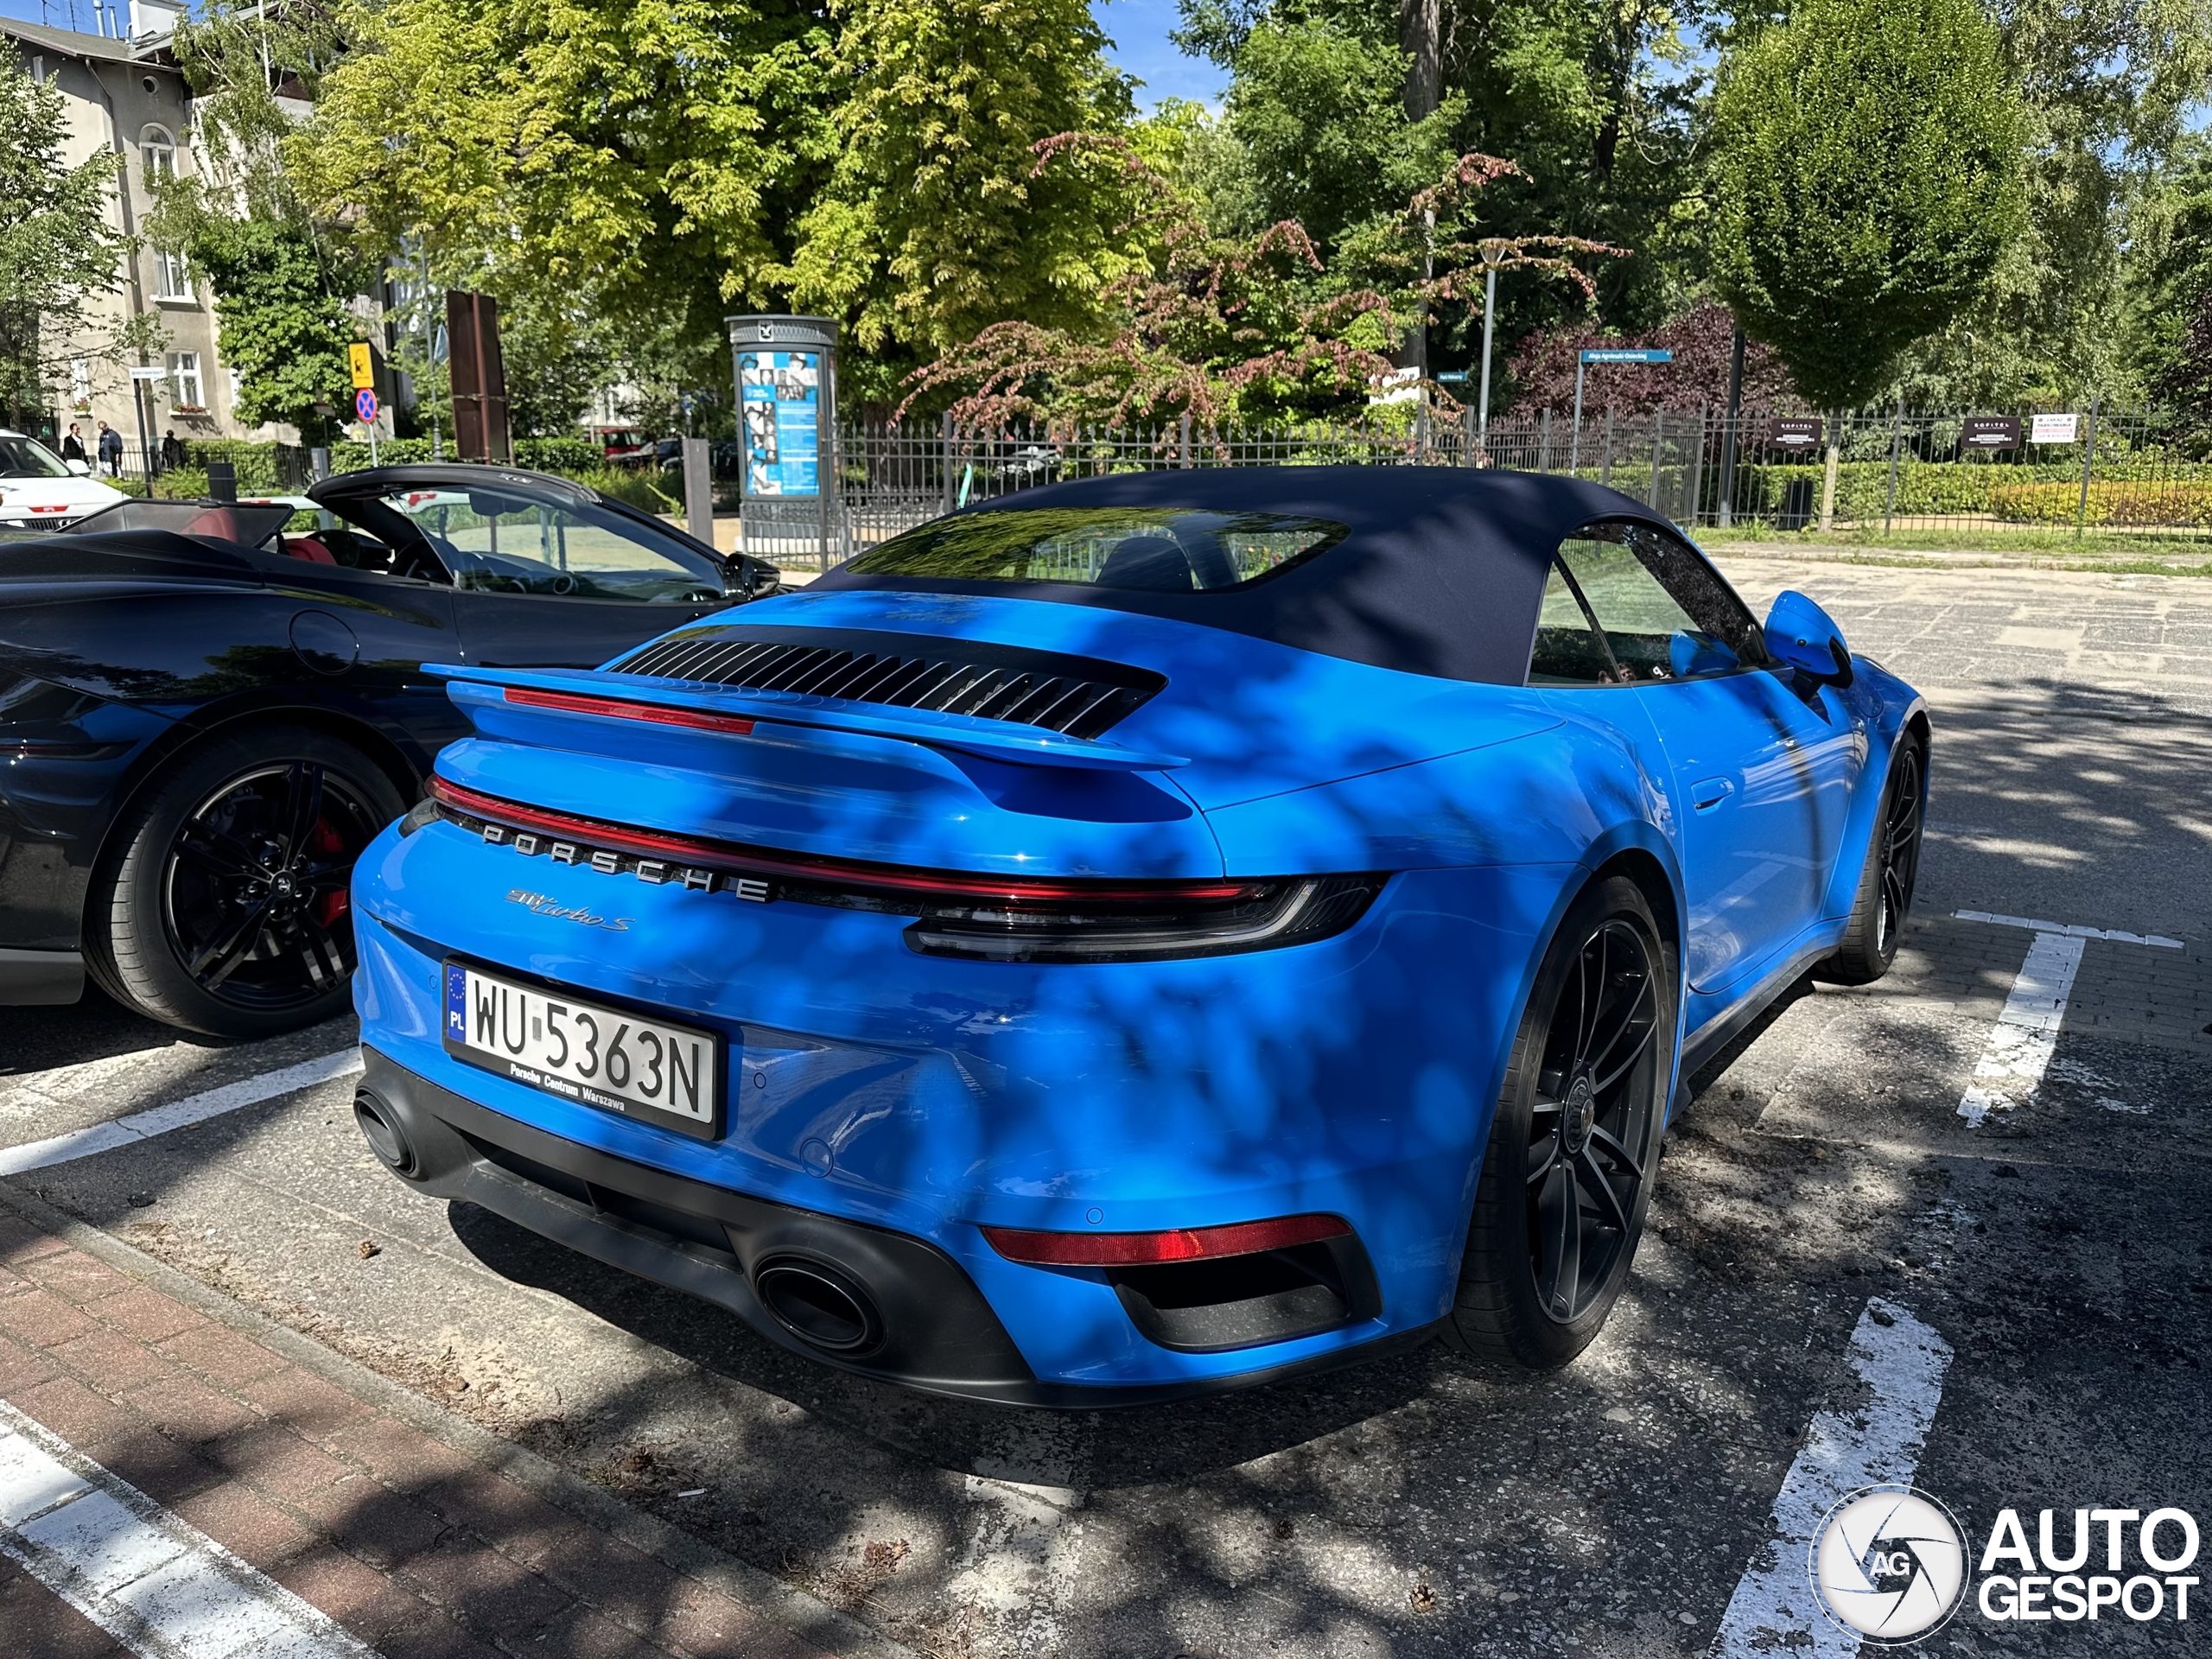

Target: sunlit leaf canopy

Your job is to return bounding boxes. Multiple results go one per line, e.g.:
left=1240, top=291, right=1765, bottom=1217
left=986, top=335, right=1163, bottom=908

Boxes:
left=846, top=508, right=1350, bottom=590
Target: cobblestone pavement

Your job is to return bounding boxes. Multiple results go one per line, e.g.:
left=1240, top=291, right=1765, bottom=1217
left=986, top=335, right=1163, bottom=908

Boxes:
left=3, top=560, right=2206, bottom=1656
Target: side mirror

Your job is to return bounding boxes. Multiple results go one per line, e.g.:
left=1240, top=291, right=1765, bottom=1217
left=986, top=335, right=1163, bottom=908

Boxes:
left=65, top=459, right=90, bottom=476
left=1764, top=590, right=1854, bottom=688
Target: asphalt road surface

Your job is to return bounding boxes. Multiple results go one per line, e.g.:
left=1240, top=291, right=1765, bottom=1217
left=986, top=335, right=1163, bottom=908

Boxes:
left=4, top=556, right=2207, bottom=1657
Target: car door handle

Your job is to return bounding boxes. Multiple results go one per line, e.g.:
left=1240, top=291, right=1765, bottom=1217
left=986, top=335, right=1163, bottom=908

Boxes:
left=1691, top=778, right=1734, bottom=811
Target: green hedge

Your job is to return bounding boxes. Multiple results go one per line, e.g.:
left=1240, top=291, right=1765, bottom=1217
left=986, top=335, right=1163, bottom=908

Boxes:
left=1988, top=480, right=2212, bottom=527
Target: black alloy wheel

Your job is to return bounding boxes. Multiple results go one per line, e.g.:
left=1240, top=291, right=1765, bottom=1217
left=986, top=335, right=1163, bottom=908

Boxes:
left=1524, top=918, right=1662, bottom=1324
left=1446, top=875, right=1671, bottom=1368
left=1875, top=741, right=1923, bottom=955
left=162, top=761, right=382, bottom=1009
left=1819, top=735, right=1927, bottom=986
left=88, top=726, right=404, bottom=1037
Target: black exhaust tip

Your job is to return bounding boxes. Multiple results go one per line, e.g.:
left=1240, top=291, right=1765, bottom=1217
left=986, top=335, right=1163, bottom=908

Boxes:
left=753, top=1255, right=884, bottom=1355
left=353, top=1089, right=417, bottom=1178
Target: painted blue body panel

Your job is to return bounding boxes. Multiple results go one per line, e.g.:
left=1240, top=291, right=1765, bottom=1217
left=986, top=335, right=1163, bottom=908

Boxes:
left=352, top=563, right=1926, bottom=1393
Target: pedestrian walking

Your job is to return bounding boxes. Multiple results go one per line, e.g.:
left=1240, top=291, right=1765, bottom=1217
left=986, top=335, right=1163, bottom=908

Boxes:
left=96, top=421, right=124, bottom=476
left=159, top=429, right=182, bottom=472
left=60, top=423, right=86, bottom=462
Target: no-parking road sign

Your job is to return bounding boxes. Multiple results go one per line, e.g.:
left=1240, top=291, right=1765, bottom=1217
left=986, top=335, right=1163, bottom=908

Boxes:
left=355, top=388, right=379, bottom=424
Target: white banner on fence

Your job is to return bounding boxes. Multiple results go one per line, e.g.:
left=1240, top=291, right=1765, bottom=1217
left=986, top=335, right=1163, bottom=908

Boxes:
left=2030, top=412, right=2081, bottom=444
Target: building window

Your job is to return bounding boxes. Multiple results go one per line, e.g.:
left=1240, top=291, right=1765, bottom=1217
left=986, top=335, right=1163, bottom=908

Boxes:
left=152, top=249, right=192, bottom=302
left=69, top=358, right=92, bottom=410
left=167, top=352, right=204, bottom=411
left=143, top=126, right=176, bottom=183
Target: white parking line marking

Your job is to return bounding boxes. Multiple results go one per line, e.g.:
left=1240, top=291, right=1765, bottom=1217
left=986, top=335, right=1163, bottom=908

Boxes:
left=1952, top=909, right=2183, bottom=948
left=1955, top=931, right=2088, bottom=1128
left=0, top=1402, right=372, bottom=1657
left=1712, top=1299, right=1953, bottom=1658
left=0, top=1050, right=363, bottom=1178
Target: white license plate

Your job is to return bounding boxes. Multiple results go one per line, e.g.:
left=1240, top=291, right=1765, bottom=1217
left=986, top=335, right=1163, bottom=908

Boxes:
left=442, top=962, right=722, bottom=1139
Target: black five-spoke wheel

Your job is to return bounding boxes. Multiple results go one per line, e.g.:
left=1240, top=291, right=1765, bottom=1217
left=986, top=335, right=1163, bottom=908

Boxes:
left=1524, top=918, right=1660, bottom=1324
left=88, top=726, right=404, bottom=1037
left=1821, top=735, right=1927, bottom=986
left=1875, top=742, right=1923, bottom=955
left=1446, top=874, right=1671, bottom=1368
left=163, top=760, right=382, bottom=1008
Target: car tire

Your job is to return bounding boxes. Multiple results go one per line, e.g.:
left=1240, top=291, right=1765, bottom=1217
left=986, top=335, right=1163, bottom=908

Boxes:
left=1443, top=875, right=1674, bottom=1370
left=1815, top=734, right=1926, bottom=988
left=86, top=725, right=404, bottom=1038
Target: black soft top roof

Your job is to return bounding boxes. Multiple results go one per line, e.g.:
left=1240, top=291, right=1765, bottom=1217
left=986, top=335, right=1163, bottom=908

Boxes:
left=811, top=465, right=1679, bottom=684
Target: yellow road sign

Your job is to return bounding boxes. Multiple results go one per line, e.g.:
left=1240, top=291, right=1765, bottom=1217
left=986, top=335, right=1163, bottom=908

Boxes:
left=347, top=343, right=375, bottom=391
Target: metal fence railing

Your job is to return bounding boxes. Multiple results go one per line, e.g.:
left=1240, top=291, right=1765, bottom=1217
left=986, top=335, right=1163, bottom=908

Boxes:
left=752, top=405, right=2208, bottom=569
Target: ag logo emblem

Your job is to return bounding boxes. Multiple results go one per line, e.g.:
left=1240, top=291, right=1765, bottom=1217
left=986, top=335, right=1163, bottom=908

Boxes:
left=1810, top=1485, right=1969, bottom=1643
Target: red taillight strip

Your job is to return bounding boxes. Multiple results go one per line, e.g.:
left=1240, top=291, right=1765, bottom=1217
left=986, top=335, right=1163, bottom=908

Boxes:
left=504, top=685, right=756, bottom=735
left=980, top=1213, right=1352, bottom=1267
left=427, top=775, right=1264, bottom=906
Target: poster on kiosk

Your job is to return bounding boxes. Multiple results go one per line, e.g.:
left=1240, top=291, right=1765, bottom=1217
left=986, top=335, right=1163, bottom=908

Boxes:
left=737, top=350, right=821, bottom=498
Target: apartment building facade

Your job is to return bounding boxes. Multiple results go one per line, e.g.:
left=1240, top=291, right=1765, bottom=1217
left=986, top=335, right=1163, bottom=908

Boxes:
left=7, top=3, right=287, bottom=463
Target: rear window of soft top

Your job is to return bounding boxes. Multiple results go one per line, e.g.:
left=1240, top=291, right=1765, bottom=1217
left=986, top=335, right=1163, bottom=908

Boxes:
left=842, top=508, right=1348, bottom=593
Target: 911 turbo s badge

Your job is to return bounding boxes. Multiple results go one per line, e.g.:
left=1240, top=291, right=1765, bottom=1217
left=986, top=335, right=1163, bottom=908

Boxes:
left=472, top=819, right=773, bottom=904
left=504, top=890, right=632, bottom=931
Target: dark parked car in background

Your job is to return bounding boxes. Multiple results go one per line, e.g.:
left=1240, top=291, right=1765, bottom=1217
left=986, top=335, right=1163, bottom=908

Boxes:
left=0, top=463, right=779, bottom=1037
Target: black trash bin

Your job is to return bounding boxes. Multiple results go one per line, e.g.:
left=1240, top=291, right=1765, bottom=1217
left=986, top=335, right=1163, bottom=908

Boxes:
left=205, top=459, right=238, bottom=503
left=1778, top=477, right=1815, bottom=531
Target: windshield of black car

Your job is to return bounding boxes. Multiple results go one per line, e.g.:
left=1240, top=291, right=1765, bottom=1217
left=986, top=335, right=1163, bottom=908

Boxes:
left=371, top=487, right=728, bottom=601
left=842, top=508, right=1349, bottom=592
left=0, top=436, right=73, bottom=480
left=60, top=499, right=294, bottom=548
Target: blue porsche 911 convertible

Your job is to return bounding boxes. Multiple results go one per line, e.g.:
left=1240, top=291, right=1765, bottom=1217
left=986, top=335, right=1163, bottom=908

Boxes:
left=348, top=467, right=1926, bottom=1404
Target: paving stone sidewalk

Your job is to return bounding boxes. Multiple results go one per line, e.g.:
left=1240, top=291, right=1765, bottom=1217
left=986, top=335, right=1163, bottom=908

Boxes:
left=0, top=1193, right=889, bottom=1659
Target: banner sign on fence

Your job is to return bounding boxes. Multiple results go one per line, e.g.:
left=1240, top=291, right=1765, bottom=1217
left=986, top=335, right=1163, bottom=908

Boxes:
left=1765, top=417, right=1822, bottom=449
left=738, top=350, right=822, bottom=497
left=1962, top=415, right=2022, bottom=451
left=1579, top=349, right=1674, bottom=364
left=2030, top=412, right=2081, bottom=445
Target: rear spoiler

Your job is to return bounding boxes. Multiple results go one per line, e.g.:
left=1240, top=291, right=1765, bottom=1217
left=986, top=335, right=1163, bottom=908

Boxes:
left=423, top=664, right=1191, bottom=772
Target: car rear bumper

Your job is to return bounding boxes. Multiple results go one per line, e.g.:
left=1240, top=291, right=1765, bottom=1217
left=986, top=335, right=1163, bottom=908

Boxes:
left=351, top=817, right=1566, bottom=1393
left=354, top=1045, right=1435, bottom=1407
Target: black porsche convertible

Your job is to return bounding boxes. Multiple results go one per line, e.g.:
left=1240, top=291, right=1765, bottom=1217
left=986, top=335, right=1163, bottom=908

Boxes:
left=0, top=463, right=779, bottom=1037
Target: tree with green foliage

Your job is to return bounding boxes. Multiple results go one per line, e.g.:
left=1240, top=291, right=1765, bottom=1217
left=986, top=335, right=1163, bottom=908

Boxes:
left=906, top=137, right=1611, bottom=426
left=0, top=37, right=142, bottom=424
left=151, top=2, right=360, bottom=440
left=784, top=0, right=1147, bottom=400
left=1224, top=14, right=1463, bottom=253
left=176, top=218, right=353, bottom=440
left=1179, top=0, right=1705, bottom=354
left=1707, top=0, right=2026, bottom=411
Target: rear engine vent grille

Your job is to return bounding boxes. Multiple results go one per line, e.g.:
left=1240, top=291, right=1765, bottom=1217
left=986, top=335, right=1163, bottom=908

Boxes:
left=613, top=627, right=1164, bottom=741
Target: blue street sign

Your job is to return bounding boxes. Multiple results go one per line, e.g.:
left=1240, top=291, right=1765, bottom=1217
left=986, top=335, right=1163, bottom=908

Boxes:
left=1435, top=371, right=1470, bottom=384
left=1578, top=349, right=1673, bottom=364
left=355, top=388, right=379, bottom=423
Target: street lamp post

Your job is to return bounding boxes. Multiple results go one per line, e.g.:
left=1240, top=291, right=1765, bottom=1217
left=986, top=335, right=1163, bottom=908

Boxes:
left=1476, top=243, right=1505, bottom=455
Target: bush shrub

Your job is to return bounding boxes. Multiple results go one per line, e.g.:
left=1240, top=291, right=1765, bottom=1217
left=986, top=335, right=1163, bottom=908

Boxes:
left=1988, top=480, right=2212, bottom=526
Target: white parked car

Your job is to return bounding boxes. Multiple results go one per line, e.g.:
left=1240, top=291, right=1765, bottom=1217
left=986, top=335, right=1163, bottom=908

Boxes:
left=0, top=429, right=129, bottom=532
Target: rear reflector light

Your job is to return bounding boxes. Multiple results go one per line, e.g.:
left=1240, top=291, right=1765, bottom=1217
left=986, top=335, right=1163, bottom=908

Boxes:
left=504, top=685, right=756, bottom=735
left=981, top=1213, right=1352, bottom=1267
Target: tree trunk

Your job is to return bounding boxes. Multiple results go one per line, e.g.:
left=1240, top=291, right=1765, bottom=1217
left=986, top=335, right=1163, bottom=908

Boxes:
left=1818, top=425, right=1841, bottom=532
left=1395, top=0, right=1441, bottom=381
left=1398, top=0, right=1440, bottom=120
